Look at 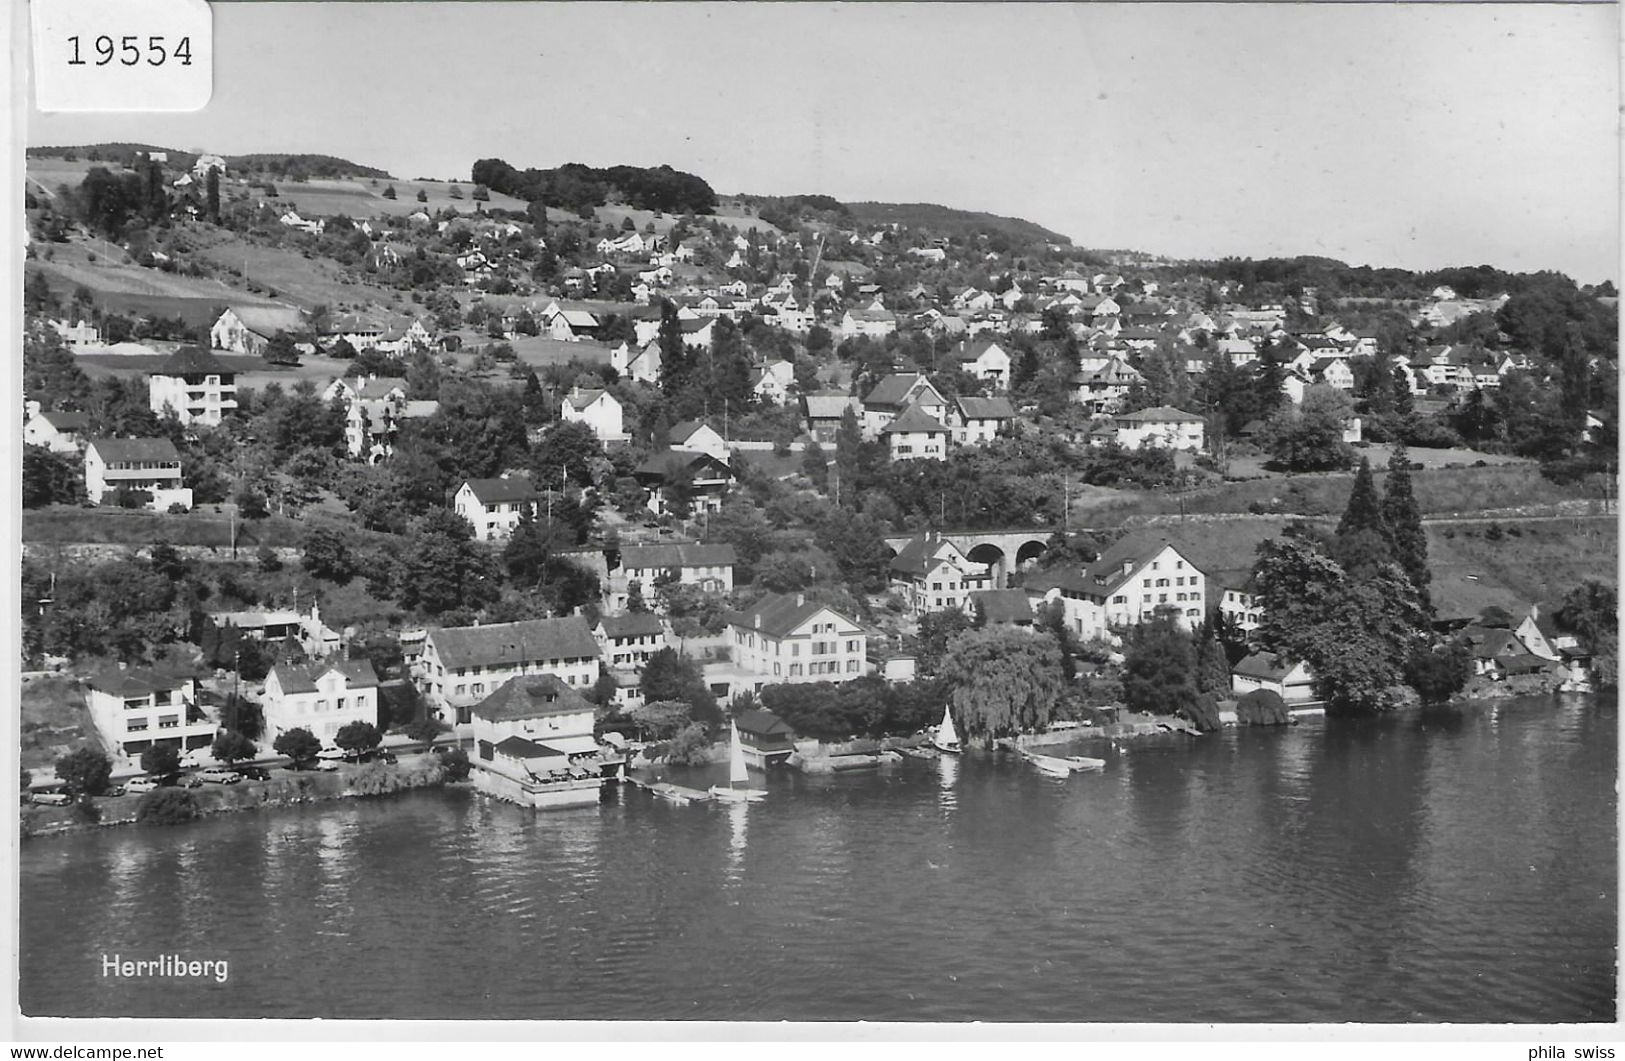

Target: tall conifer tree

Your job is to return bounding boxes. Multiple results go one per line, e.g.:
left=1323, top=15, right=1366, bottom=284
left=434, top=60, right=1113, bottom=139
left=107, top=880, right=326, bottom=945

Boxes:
left=1381, top=443, right=1431, bottom=606
left=1334, top=457, right=1391, bottom=580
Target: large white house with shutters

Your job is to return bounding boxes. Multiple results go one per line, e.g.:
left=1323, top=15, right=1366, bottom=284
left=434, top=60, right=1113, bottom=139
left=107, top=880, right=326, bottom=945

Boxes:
left=1031, top=533, right=1206, bottom=642
left=453, top=476, right=539, bottom=541
left=261, top=659, right=381, bottom=746
left=414, top=617, right=602, bottom=730
left=726, top=592, right=868, bottom=688
left=888, top=533, right=996, bottom=617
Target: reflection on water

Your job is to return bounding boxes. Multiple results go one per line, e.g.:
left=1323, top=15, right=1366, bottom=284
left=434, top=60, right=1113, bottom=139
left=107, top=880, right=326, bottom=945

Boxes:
left=937, top=752, right=958, bottom=808
left=19, top=695, right=1616, bottom=1023
left=725, top=801, right=748, bottom=880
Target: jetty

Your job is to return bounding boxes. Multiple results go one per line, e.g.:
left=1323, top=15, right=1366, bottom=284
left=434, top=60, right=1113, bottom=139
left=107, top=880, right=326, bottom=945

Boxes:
left=624, top=774, right=713, bottom=804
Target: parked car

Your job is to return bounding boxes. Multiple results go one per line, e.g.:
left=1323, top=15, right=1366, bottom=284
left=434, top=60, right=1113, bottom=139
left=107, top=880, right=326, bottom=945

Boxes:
left=312, top=760, right=340, bottom=772
left=125, top=777, right=161, bottom=794
left=99, top=785, right=127, bottom=798
left=234, top=766, right=271, bottom=781
left=198, top=767, right=243, bottom=785
left=30, top=791, right=72, bottom=806
left=316, top=747, right=347, bottom=762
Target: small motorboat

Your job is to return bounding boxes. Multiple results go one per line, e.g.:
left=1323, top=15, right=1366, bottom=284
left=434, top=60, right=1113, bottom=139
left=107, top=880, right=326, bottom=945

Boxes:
left=1020, top=750, right=1106, bottom=775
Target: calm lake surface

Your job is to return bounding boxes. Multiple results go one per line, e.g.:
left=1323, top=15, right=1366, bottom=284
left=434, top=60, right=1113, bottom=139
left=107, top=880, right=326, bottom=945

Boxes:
left=19, top=694, right=1617, bottom=1023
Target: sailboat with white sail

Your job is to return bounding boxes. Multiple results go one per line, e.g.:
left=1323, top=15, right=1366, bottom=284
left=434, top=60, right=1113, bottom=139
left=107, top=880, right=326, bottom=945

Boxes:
left=932, top=705, right=962, bottom=754
left=709, top=720, right=767, bottom=803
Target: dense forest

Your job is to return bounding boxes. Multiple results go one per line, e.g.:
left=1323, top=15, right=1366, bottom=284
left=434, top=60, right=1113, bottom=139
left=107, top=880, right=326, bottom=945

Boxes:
left=470, top=158, right=718, bottom=217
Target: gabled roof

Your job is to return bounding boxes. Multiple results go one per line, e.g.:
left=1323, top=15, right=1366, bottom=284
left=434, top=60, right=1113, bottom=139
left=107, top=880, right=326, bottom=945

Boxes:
left=802, top=393, right=862, bottom=419
left=619, top=543, right=738, bottom=569
left=156, top=346, right=230, bottom=377
left=1233, top=652, right=1304, bottom=681
left=956, top=396, right=1015, bottom=420
left=354, top=376, right=409, bottom=399
left=34, top=410, right=90, bottom=431
left=726, top=592, right=858, bottom=639
left=1067, top=533, right=1196, bottom=597
left=889, top=533, right=966, bottom=577
left=596, top=613, right=666, bottom=640
left=567, top=388, right=608, bottom=411
left=459, top=476, right=538, bottom=505
left=270, top=658, right=379, bottom=695
left=430, top=617, right=601, bottom=670
left=224, top=305, right=306, bottom=337
left=882, top=402, right=949, bottom=435
left=1115, top=405, right=1204, bottom=424
left=969, top=589, right=1036, bottom=625
left=954, top=337, right=1006, bottom=362
left=667, top=420, right=720, bottom=444
left=472, top=674, right=594, bottom=722
left=735, top=708, right=795, bottom=739
left=633, top=450, right=733, bottom=480
left=491, top=735, right=565, bottom=760
left=863, top=372, right=936, bottom=408
left=87, top=437, right=181, bottom=463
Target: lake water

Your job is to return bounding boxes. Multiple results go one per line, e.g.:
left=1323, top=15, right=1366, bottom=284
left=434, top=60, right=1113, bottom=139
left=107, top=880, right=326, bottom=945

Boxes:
left=19, top=694, right=1617, bottom=1023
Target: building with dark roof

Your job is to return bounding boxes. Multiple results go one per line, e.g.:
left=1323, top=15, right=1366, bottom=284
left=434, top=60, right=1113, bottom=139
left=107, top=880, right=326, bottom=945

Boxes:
left=593, top=613, right=668, bottom=670
left=889, top=533, right=994, bottom=617
left=1231, top=653, right=1315, bottom=702
left=84, top=437, right=190, bottom=510
left=861, top=372, right=948, bottom=438
left=148, top=346, right=238, bottom=426
left=1030, top=532, right=1205, bottom=642
left=632, top=451, right=734, bottom=517
left=23, top=408, right=91, bottom=453
left=453, top=476, right=539, bottom=541
left=610, top=542, right=736, bottom=611
left=801, top=391, right=863, bottom=443
left=85, top=668, right=211, bottom=760
left=417, top=617, right=602, bottom=728
left=952, top=338, right=1012, bottom=387
left=210, top=305, right=307, bottom=356
left=969, top=589, right=1036, bottom=627
left=263, top=658, right=381, bottom=744
left=726, top=592, right=867, bottom=688
left=950, top=395, right=1015, bottom=446
left=735, top=708, right=797, bottom=766
left=470, top=675, right=610, bottom=804
left=881, top=402, right=951, bottom=461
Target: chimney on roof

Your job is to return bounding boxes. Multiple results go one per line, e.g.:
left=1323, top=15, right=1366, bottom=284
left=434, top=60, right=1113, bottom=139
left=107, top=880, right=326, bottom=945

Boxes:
left=117, top=661, right=127, bottom=671
left=753, top=613, right=762, bottom=629
left=1122, top=560, right=1133, bottom=576
left=796, top=593, right=805, bottom=607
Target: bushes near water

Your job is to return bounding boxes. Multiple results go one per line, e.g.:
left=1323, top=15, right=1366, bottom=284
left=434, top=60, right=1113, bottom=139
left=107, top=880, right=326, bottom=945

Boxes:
left=136, top=787, right=199, bottom=825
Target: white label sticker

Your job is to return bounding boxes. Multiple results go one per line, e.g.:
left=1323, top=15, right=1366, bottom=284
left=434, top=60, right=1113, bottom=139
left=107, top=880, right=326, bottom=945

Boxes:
left=30, top=0, right=212, bottom=112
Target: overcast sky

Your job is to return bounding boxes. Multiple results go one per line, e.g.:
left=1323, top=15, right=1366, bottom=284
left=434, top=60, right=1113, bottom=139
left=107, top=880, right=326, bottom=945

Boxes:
left=27, top=2, right=1620, bottom=283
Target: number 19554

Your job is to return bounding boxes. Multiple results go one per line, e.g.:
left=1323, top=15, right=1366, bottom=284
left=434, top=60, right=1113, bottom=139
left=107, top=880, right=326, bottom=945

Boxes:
left=67, top=35, right=193, bottom=67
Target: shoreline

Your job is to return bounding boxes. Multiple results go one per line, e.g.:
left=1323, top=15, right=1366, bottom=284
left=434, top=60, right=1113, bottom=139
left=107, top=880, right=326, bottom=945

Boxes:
left=20, top=756, right=458, bottom=841
left=22, top=690, right=1602, bottom=841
